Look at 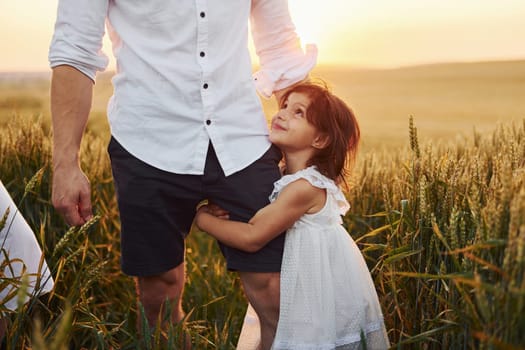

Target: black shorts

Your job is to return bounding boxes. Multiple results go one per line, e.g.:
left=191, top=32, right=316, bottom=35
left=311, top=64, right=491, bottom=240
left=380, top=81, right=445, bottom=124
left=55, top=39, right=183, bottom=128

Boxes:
left=108, top=136, right=284, bottom=276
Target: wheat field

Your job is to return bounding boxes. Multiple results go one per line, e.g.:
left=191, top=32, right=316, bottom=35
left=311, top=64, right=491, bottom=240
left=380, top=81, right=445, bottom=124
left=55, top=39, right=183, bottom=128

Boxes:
left=0, top=61, right=524, bottom=349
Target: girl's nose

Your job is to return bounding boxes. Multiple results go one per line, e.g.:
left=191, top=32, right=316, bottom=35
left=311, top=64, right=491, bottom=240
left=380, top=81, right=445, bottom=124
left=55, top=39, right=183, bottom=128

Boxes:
left=276, top=109, right=287, bottom=120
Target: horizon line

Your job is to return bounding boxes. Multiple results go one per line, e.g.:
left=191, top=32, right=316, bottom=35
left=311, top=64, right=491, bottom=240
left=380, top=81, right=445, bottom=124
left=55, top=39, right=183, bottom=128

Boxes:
left=1, top=57, right=525, bottom=75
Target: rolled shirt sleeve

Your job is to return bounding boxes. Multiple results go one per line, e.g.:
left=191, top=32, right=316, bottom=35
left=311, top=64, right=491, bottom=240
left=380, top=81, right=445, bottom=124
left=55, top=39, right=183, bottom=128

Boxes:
left=48, top=0, right=110, bottom=81
left=251, top=0, right=318, bottom=98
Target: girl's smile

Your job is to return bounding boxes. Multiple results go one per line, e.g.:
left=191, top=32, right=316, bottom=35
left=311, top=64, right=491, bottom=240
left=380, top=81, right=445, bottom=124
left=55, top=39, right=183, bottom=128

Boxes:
left=269, top=92, right=317, bottom=150
left=271, top=122, right=286, bottom=132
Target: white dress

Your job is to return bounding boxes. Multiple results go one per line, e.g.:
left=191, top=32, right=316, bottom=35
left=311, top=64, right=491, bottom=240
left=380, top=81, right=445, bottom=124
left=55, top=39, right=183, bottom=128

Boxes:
left=237, top=167, right=389, bottom=350
left=0, top=181, right=54, bottom=313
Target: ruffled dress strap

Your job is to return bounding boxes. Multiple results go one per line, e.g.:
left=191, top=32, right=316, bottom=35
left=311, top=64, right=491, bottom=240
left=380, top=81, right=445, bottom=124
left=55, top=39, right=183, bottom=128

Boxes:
left=269, top=166, right=350, bottom=216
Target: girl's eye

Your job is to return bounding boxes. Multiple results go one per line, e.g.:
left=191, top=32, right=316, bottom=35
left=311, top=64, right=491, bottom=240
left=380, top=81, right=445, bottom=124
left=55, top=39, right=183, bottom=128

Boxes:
left=295, top=109, right=304, bottom=117
left=282, top=102, right=288, bottom=109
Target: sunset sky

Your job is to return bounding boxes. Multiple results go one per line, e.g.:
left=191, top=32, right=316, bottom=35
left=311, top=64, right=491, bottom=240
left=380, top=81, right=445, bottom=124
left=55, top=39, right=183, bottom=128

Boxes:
left=1, top=0, right=524, bottom=72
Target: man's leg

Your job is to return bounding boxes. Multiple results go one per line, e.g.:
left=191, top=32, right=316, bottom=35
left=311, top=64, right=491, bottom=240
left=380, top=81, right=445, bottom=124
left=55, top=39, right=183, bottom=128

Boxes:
left=137, top=262, right=185, bottom=327
left=239, top=272, right=280, bottom=350
left=137, top=263, right=191, bottom=348
left=108, top=136, right=201, bottom=347
left=203, top=143, right=284, bottom=349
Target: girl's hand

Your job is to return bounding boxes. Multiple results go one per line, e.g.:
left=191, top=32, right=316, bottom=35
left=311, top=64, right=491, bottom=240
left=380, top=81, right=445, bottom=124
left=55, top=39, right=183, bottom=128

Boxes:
left=195, top=202, right=230, bottom=230
left=207, top=203, right=230, bottom=219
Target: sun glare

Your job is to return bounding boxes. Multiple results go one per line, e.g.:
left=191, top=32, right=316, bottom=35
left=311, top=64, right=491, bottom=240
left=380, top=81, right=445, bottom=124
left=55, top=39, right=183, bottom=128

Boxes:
left=1, top=0, right=524, bottom=72
left=288, top=1, right=324, bottom=47
left=291, top=17, right=321, bottom=47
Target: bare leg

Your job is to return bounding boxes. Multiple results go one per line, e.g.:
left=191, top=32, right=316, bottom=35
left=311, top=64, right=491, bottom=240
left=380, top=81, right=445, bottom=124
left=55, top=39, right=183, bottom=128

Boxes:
left=239, top=272, right=280, bottom=350
left=137, top=262, right=190, bottom=348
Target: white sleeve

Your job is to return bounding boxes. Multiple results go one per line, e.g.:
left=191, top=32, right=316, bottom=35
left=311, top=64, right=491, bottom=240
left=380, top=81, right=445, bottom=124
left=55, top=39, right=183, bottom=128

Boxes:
left=250, top=0, right=318, bottom=98
left=48, top=0, right=110, bottom=81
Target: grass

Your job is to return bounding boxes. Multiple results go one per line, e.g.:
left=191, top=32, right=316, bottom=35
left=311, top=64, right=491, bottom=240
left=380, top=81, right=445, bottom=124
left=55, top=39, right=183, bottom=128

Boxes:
left=348, top=117, right=525, bottom=349
left=0, top=61, right=524, bottom=348
left=1, top=115, right=523, bottom=349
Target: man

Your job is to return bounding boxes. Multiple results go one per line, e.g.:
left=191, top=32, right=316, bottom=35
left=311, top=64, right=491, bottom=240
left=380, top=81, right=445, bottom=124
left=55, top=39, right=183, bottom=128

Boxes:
left=49, top=1, right=316, bottom=348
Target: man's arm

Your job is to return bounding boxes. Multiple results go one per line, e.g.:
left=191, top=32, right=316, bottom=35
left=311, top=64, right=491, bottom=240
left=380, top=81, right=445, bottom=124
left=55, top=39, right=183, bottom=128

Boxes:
left=250, top=0, right=317, bottom=100
left=50, top=65, right=94, bottom=226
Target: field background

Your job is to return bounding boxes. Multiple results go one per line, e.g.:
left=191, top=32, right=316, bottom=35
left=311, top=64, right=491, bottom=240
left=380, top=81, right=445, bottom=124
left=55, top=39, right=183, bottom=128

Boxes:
left=2, top=60, right=524, bottom=148
left=0, top=60, right=524, bottom=349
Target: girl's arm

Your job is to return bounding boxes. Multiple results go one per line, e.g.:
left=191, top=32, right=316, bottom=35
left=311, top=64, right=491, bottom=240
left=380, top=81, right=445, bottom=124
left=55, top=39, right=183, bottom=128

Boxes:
left=195, top=179, right=325, bottom=252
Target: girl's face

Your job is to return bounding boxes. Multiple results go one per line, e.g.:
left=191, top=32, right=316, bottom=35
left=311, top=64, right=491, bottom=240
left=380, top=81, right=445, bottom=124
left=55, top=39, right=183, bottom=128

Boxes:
left=269, top=92, right=321, bottom=152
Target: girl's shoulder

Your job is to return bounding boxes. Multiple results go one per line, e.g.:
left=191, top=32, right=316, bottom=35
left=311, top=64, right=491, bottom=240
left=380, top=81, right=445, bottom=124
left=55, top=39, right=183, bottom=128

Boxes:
left=270, top=166, right=350, bottom=215
left=272, top=166, right=336, bottom=194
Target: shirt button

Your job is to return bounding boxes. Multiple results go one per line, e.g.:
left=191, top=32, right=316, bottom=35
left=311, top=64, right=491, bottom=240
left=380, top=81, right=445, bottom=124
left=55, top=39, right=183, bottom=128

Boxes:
left=200, top=51, right=205, bottom=57
left=203, top=83, right=209, bottom=89
left=200, top=12, right=205, bottom=18
left=206, top=119, right=211, bottom=125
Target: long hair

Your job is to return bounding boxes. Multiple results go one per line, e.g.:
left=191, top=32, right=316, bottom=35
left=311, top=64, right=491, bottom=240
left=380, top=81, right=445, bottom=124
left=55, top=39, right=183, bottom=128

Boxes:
left=280, top=81, right=360, bottom=184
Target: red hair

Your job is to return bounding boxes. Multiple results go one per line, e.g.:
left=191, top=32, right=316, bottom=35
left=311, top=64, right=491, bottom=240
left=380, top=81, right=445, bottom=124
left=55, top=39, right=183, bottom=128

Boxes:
left=280, top=81, right=360, bottom=184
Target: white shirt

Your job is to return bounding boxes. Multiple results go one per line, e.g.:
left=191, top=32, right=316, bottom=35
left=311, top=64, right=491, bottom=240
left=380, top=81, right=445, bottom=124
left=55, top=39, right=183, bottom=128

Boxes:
left=49, top=0, right=317, bottom=176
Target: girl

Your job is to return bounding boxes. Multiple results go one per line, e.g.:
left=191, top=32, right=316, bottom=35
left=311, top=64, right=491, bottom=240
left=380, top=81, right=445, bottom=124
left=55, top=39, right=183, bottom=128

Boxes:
left=195, top=82, right=390, bottom=349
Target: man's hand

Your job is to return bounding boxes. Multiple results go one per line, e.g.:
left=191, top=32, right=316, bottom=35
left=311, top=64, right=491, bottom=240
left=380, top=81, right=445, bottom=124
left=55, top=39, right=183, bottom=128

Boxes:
left=52, top=164, right=93, bottom=226
left=273, top=76, right=310, bottom=105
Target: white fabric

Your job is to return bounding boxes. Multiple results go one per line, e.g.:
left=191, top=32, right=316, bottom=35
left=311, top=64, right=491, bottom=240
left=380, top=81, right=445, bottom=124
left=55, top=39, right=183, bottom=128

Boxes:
left=238, top=167, right=390, bottom=350
left=49, top=0, right=317, bottom=176
left=0, top=182, right=54, bottom=312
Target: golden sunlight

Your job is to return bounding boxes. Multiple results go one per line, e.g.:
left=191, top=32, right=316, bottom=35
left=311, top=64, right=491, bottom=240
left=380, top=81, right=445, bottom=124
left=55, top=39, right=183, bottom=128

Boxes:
left=288, top=1, right=323, bottom=46
left=0, top=0, right=525, bottom=72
